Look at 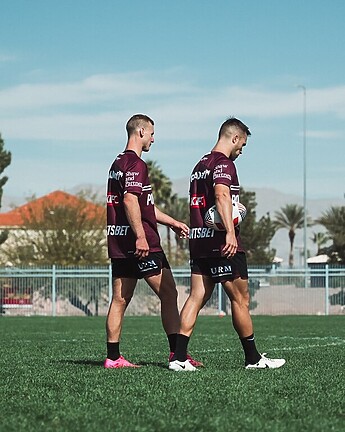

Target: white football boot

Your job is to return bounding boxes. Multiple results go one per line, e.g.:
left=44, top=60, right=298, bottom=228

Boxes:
left=169, top=359, right=197, bottom=371
left=245, top=353, right=286, bottom=369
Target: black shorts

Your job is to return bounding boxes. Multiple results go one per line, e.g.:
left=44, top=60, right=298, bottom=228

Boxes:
left=190, top=252, right=248, bottom=283
left=111, top=251, right=170, bottom=279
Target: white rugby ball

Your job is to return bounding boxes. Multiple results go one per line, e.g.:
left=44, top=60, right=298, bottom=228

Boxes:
left=204, top=202, right=247, bottom=231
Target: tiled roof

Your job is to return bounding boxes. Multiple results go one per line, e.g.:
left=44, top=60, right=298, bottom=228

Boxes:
left=0, top=190, right=105, bottom=227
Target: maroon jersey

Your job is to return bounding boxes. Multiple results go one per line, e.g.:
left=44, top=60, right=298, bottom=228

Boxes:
left=107, top=150, right=162, bottom=258
left=189, top=151, right=244, bottom=258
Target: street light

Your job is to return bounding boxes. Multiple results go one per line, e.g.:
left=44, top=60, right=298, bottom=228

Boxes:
left=298, top=85, right=307, bottom=273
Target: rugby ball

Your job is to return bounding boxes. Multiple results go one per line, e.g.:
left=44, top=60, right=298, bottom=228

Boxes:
left=204, top=202, right=247, bottom=231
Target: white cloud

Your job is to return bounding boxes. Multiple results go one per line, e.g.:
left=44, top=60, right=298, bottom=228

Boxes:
left=1, top=71, right=345, bottom=142
left=0, top=71, right=196, bottom=112
left=1, top=112, right=123, bottom=141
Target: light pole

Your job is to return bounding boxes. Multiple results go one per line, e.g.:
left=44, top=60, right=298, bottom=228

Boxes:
left=298, top=85, right=307, bottom=274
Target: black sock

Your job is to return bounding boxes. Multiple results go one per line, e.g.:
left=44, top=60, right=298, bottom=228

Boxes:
left=172, top=334, right=189, bottom=362
left=240, top=334, right=261, bottom=365
left=167, top=333, right=177, bottom=353
left=107, top=342, right=120, bottom=361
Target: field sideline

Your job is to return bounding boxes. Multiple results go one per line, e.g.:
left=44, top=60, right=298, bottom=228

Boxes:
left=1, top=316, right=344, bottom=432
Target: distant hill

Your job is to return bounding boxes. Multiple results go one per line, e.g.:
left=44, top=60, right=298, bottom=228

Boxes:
left=2, top=180, right=343, bottom=266
left=172, top=177, right=344, bottom=219
left=172, top=178, right=344, bottom=265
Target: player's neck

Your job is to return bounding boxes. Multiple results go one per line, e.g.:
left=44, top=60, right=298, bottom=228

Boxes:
left=211, top=142, right=231, bottom=158
left=125, top=139, right=142, bottom=158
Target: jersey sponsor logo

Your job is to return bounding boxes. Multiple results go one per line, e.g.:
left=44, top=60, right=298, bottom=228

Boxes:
left=213, top=172, right=231, bottom=181
left=189, top=227, right=215, bottom=239
left=108, top=170, right=124, bottom=180
left=125, top=171, right=142, bottom=188
left=107, top=194, right=120, bottom=206
left=126, top=171, right=139, bottom=177
left=107, top=225, right=130, bottom=236
left=213, top=164, right=231, bottom=181
left=210, top=265, right=233, bottom=276
left=190, top=169, right=210, bottom=182
left=125, top=181, right=143, bottom=187
left=137, top=259, right=159, bottom=272
left=147, top=193, right=155, bottom=205
left=190, top=195, right=206, bottom=208
left=215, top=164, right=229, bottom=170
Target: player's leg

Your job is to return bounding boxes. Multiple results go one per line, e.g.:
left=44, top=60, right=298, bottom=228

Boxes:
left=106, top=277, right=137, bottom=342
left=144, top=255, right=204, bottom=368
left=104, top=261, right=140, bottom=368
left=180, top=273, right=215, bottom=337
left=145, top=267, right=180, bottom=336
left=169, top=273, right=214, bottom=371
left=222, top=276, right=253, bottom=338
left=223, top=276, right=285, bottom=369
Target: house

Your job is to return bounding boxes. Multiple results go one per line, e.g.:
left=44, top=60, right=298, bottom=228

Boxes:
left=0, top=191, right=106, bottom=309
left=0, top=190, right=105, bottom=228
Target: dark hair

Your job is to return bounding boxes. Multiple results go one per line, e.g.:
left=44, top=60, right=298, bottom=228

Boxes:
left=126, top=114, right=154, bottom=137
left=218, top=117, right=251, bottom=140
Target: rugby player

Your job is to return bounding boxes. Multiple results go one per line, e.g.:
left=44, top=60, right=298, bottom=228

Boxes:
left=105, top=114, right=202, bottom=368
left=169, top=117, right=286, bottom=371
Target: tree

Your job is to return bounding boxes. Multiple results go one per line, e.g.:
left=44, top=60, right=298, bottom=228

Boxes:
left=239, top=188, right=276, bottom=265
left=1, top=192, right=108, bottom=316
left=311, top=231, right=330, bottom=256
left=315, top=206, right=345, bottom=264
left=1, top=193, right=107, bottom=266
left=165, top=195, right=189, bottom=267
left=273, top=204, right=310, bottom=268
left=0, top=134, right=11, bottom=245
left=146, top=160, right=173, bottom=209
left=146, top=160, right=176, bottom=260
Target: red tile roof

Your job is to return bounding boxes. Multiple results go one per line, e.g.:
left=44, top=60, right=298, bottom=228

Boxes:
left=0, top=190, right=105, bottom=227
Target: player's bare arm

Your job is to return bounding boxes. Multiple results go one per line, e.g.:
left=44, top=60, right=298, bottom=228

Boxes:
left=154, top=206, right=190, bottom=238
left=123, top=192, right=149, bottom=258
left=214, top=183, right=238, bottom=257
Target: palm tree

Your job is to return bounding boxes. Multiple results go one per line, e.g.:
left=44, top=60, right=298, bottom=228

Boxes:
left=146, top=160, right=174, bottom=259
left=273, top=204, right=308, bottom=268
left=146, top=160, right=173, bottom=209
left=310, top=232, right=330, bottom=256
left=315, top=206, right=345, bottom=263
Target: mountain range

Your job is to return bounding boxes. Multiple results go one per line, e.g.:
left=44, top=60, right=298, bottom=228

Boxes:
left=2, top=180, right=344, bottom=266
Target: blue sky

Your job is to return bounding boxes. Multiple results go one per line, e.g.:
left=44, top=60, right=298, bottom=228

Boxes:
left=1, top=0, right=345, bottom=202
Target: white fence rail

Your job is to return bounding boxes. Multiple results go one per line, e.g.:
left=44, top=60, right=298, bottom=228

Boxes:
left=1, top=265, right=344, bottom=317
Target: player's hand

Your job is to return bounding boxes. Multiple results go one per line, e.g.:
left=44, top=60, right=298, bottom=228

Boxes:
left=135, top=237, right=149, bottom=259
left=221, top=232, right=238, bottom=259
left=170, top=222, right=190, bottom=239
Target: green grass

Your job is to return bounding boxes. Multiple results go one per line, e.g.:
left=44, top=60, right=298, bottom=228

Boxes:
left=1, top=316, right=345, bottom=432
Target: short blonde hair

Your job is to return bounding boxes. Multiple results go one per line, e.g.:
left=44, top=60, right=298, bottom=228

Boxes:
left=126, top=114, right=154, bottom=137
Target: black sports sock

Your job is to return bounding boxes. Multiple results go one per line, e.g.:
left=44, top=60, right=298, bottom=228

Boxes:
left=167, top=333, right=177, bottom=353
left=107, top=342, right=120, bottom=361
left=172, top=334, right=189, bottom=362
left=240, top=334, right=261, bottom=365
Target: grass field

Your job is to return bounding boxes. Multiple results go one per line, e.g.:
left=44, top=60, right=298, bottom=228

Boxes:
left=1, top=315, right=345, bottom=432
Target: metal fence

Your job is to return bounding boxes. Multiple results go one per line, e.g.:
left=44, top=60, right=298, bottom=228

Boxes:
left=1, top=265, right=344, bottom=317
